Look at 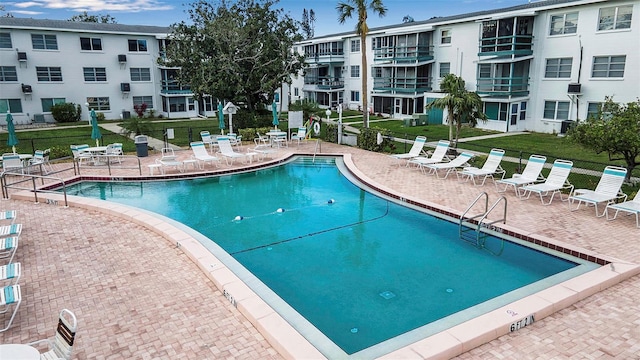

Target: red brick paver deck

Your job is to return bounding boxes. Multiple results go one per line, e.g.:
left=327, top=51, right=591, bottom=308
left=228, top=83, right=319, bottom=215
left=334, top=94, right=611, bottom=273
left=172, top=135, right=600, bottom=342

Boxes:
left=1, top=141, right=639, bottom=359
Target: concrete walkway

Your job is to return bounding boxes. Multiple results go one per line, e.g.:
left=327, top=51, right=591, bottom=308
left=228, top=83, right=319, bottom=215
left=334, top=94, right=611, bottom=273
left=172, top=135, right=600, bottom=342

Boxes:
left=99, top=122, right=181, bottom=151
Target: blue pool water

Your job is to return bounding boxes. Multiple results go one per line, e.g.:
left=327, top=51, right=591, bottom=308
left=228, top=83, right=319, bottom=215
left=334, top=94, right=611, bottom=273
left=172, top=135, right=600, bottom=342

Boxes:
left=64, top=157, right=596, bottom=356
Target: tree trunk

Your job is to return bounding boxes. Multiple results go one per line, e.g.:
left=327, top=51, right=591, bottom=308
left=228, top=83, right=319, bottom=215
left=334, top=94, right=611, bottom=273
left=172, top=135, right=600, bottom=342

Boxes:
left=361, top=33, right=369, bottom=128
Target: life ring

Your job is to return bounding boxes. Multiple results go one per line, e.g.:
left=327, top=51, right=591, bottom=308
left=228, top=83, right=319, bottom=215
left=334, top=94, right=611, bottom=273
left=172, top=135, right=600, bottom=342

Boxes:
left=313, top=122, right=321, bottom=134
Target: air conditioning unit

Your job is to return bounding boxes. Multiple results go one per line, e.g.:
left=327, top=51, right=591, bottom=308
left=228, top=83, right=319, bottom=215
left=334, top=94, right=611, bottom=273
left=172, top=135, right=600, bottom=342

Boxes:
left=118, top=54, right=127, bottom=62
left=34, top=114, right=45, bottom=123
left=120, top=83, right=130, bottom=92
left=17, top=52, right=27, bottom=61
left=21, top=84, right=32, bottom=94
left=567, top=83, right=581, bottom=94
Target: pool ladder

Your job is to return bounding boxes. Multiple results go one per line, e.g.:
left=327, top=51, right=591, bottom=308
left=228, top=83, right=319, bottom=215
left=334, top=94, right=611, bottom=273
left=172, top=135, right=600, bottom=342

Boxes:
left=459, top=192, right=507, bottom=255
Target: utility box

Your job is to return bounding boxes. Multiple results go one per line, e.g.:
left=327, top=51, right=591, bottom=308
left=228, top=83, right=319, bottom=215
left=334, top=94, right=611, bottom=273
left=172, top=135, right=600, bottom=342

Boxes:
left=412, top=113, right=428, bottom=125
left=134, top=135, right=148, bottom=157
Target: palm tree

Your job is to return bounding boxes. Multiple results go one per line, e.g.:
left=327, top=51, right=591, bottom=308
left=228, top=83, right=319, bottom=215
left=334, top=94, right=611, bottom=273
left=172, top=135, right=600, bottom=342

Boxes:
left=337, top=0, right=387, bottom=128
left=426, top=74, right=486, bottom=145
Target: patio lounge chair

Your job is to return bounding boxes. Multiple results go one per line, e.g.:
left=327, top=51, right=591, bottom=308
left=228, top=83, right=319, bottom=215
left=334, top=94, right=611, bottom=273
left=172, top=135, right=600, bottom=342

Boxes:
left=0, top=284, right=21, bottom=332
left=0, top=210, right=17, bottom=225
left=218, top=136, right=248, bottom=165
left=190, top=141, right=220, bottom=168
left=424, top=152, right=474, bottom=179
left=155, top=148, right=184, bottom=174
left=389, top=136, right=427, bottom=166
left=409, top=140, right=451, bottom=173
left=569, top=165, right=627, bottom=217
left=495, top=154, right=547, bottom=195
left=457, top=148, right=506, bottom=186
left=0, top=224, right=21, bottom=238
left=0, top=262, right=21, bottom=286
left=200, top=131, right=218, bottom=153
left=27, top=308, right=78, bottom=360
left=0, top=236, right=19, bottom=265
left=606, top=191, right=640, bottom=228
left=519, top=159, right=574, bottom=205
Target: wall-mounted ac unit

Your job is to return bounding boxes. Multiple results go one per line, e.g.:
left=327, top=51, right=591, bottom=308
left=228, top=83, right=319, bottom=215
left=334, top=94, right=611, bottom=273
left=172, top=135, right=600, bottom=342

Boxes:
left=34, top=114, right=46, bottom=123
left=17, top=52, right=27, bottom=61
left=118, top=54, right=127, bottom=62
left=21, top=84, right=32, bottom=94
left=567, top=83, right=581, bottom=94
left=120, top=83, right=130, bottom=92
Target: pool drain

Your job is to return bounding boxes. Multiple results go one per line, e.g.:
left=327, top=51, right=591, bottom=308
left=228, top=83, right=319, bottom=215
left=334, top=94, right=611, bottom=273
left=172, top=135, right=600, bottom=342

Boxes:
left=350, top=327, right=358, bottom=333
left=446, top=288, right=454, bottom=293
left=379, top=291, right=396, bottom=299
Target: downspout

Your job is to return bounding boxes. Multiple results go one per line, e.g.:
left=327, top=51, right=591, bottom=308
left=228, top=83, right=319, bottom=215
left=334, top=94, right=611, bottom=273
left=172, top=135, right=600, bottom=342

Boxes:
left=576, top=36, right=583, bottom=121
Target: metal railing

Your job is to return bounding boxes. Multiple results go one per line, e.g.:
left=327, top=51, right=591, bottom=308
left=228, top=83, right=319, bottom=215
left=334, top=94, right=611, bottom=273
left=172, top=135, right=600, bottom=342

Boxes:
left=1, top=170, right=70, bottom=207
left=73, top=154, right=143, bottom=176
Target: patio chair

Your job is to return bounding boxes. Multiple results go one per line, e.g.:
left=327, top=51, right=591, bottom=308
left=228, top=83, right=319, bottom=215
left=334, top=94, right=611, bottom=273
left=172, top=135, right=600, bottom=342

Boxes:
left=495, top=154, right=547, bottom=195
left=190, top=141, right=221, bottom=168
left=254, top=132, right=270, bottom=147
left=228, top=133, right=242, bottom=149
left=2, top=153, right=23, bottom=174
left=291, top=127, right=308, bottom=146
left=27, top=308, right=78, bottom=360
left=389, top=136, right=427, bottom=166
left=105, top=143, right=123, bottom=163
left=569, top=165, right=627, bottom=217
left=424, top=152, right=474, bottom=179
left=155, top=148, right=184, bottom=174
left=29, top=149, right=53, bottom=174
left=218, top=136, right=248, bottom=165
left=519, top=159, right=574, bottom=205
left=0, top=224, right=21, bottom=238
left=200, top=131, right=218, bottom=153
left=606, top=191, right=640, bottom=228
left=0, top=284, right=21, bottom=333
left=0, top=262, right=21, bottom=286
left=457, top=148, right=506, bottom=186
left=0, top=210, right=17, bottom=225
left=272, top=132, right=288, bottom=148
left=0, top=236, right=19, bottom=265
left=70, top=144, right=93, bottom=166
left=409, top=140, right=451, bottom=173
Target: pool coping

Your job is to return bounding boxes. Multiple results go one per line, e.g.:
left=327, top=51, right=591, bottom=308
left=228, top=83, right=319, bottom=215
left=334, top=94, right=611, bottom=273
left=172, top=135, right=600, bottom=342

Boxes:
left=15, top=153, right=640, bottom=359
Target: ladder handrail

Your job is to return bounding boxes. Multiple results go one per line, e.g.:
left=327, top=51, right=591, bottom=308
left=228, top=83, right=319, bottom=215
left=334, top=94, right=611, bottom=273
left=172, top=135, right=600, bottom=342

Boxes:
left=312, top=139, right=320, bottom=163
left=477, top=195, right=507, bottom=231
left=459, top=192, right=507, bottom=255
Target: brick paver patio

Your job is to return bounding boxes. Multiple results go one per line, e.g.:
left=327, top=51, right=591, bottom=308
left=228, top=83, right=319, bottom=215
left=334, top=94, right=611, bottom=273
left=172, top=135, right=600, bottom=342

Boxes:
left=1, top=141, right=639, bottom=359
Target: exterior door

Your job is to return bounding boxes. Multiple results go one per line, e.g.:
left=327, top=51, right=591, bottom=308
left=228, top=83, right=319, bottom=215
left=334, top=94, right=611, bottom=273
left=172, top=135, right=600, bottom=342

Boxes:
left=395, top=98, right=402, bottom=117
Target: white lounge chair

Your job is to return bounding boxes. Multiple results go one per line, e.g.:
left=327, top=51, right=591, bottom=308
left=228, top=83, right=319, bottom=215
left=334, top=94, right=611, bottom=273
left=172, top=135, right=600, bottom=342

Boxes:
left=495, top=154, right=547, bottom=195
left=457, top=148, right=506, bottom=186
left=389, top=136, right=427, bottom=166
left=2, top=153, right=23, bottom=174
left=0, top=210, right=17, bottom=225
left=0, top=236, right=18, bottom=265
left=0, top=224, right=21, bottom=238
left=218, top=136, right=248, bottom=165
left=409, top=140, right=450, bottom=173
left=425, top=152, right=474, bottom=179
left=190, top=141, right=220, bottom=168
left=0, top=262, right=20, bottom=286
left=290, top=127, right=307, bottom=146
left=0, top=284, right=21, bottom=332
left=155, top=148, right=184, bottom=174
left=519, top=159, right=574, bottom=205
left=606, top=191, right=640, bottom=228
left=569, top=165, right=628, bottom=217
left=27, top=308, right=78, bottom=360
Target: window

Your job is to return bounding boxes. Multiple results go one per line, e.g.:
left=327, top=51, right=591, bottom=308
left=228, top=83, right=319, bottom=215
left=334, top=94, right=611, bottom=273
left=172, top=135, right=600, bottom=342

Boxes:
left=0, top=33, right=12, bottom=49
left=483, top=102, right=508, bottom=121
left=31, top=34, right=58, bottom=50
left=41, top=98, right=66, bottom=112
left=440, top=29, right=451, bottom=44
left=592, top=55, right=626, bottom=78
left=350, top=65, right=360, bottom=78
left=130, top=68, right=151, bottom=81
left=0, top=66, right=17, bottom=82
left=86, top=97, right=110, bottom=111
left=169, top=97, right=186, bottom=112
left=519, top=102, right=527, bottom=120
left=598, top=5, right=633, bottom=31
left=543, top=101, right=570, bottom=120
left=133, top=96, right=154, bottom=109
left=83, top=67, right=107, bottom=82
left=36, top=67, right=63, bottom=82
left=128, top=39, right=147, bottom=52
left=0, top=99, right=23, bottom=113
left=544, top=58, right=572, bottom=78
left=351, top=39, right=360, bottom=52
left=294, top=87, right=299, bottom=97
left=80, top=37, right=102, bottom=51
left=439, top=62, right=450, bottom=78
left=351, top=91, right=360, bottom=102
left=587, top=102, right=602, bottom=119
left=550, top=12, right=578, bottom=35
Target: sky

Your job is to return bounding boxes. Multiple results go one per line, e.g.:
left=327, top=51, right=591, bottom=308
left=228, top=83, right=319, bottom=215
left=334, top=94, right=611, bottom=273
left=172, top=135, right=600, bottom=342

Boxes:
left=2, top=0, right=533, bottom=36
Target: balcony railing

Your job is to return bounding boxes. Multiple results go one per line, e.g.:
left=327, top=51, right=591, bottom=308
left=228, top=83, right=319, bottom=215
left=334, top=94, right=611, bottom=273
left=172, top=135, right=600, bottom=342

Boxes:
left=373, top=76, right=432, bottom=93
left=373, top=45, right=434, bottom=62
left=303, top=76, right=345, bottom=89
left=478, top=34, right=533, bottom=57
left=160, top=80, right=192, bottom=95
left=476, top=76, right=529, bottom=96
left=305, top=50, right=345, bottom=64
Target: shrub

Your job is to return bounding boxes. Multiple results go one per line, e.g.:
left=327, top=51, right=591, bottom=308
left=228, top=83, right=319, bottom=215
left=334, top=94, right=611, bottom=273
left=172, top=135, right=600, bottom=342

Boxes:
left=133, top=103, right=148, bottom=118
left=357, top=127, right=393, bottom=152
left=51, top=103, right=82, bottom=123
left=120, top=118, right=151, bottom=136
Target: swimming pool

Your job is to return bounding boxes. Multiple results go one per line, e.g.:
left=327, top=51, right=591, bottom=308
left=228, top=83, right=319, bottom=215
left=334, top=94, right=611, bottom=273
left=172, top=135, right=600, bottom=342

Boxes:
left=64, top=156, right=599, bottom=357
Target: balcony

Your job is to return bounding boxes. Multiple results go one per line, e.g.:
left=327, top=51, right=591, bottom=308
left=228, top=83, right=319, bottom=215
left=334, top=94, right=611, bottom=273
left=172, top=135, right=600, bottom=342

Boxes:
left=303, top=76, right=345, bottom=90
left=478, top=34, right=533, bottom=57
left=373, top=76, right=432, bottom=93
left=373, top=45, right=434, bottom=63
left=305, top=50, right=344, bottom=64
left=160, top=80, right=192, bottom=95
left=476, top=76, right=529, bottom=97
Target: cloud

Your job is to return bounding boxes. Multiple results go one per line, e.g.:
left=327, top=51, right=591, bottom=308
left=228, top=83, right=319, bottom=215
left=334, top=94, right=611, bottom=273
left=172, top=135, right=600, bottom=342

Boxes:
left=11, top=10, right=45, bottom=15
left=12, top=0, right=174, bottom=13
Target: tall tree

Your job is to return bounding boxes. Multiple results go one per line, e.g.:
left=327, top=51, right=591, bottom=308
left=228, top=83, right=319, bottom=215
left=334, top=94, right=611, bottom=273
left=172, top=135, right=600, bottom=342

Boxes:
left=69, top=11, right=117, bottom=23
left=301, top=8, right=316, bottom=39
left=402, top=15, right=414, bottom=23
left=426, top=74, right=486, bottom=144
left=162, top=0, right=304, bottom=113
left=337, top=0, right=387, bottom=128
left=569, top=97, right=640, bottom=181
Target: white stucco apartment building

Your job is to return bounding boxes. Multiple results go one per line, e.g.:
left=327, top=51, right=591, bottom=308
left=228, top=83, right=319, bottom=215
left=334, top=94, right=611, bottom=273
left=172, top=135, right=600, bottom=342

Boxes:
left=290, top=0, right=639, bottom=134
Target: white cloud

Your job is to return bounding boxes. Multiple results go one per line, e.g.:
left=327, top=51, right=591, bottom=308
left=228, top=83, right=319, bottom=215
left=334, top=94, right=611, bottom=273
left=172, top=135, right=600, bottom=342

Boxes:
left=11, top=10, right=45, bottom=15
left=13, top=0, right=174, bottom=13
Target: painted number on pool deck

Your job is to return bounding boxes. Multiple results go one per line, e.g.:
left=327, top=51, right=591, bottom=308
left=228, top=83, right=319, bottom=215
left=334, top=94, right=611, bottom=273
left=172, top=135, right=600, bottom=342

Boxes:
left=223, top=289, right=237, bottom=308
left=510, top=314, right=534, bottom=332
